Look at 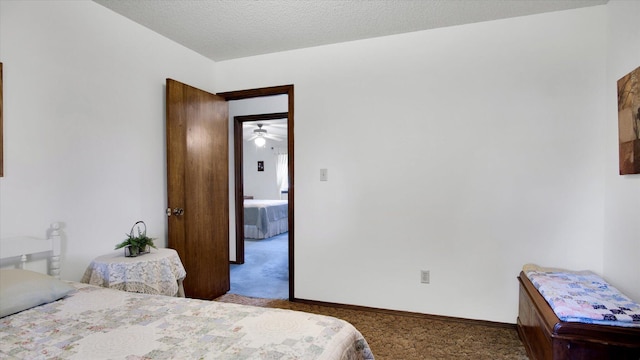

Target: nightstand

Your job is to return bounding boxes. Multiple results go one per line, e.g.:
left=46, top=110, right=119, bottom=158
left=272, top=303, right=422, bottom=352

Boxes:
left=81, top=248, right=186, bottom=297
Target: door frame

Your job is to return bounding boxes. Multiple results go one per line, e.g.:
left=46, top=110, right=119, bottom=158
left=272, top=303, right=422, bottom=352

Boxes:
left=233, top=111, right=288, bottom=264
left=219, top=85, right=294, bottom=300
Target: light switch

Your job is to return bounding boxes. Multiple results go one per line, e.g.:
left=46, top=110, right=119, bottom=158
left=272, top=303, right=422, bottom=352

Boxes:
left=320, top=168, right=328, bottom=181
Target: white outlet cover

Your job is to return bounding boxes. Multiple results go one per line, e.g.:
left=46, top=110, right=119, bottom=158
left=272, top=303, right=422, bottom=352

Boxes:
left=421, top=270, right=430, bottom=284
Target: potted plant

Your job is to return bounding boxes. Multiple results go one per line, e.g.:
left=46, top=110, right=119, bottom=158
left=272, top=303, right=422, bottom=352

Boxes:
left=115, top=221, right=157, bottom=257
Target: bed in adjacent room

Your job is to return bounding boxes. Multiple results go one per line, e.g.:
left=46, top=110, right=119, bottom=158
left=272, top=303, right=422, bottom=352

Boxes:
left=244, top=199, right=288, bottom=239
left=0, top=224, right=373, bottom=359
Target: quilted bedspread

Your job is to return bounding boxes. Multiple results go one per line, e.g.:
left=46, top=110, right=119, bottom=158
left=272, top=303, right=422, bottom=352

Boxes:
left=0, top=282, right=374, bottom=359
left=526, top=269, right=640, bottom=328
left=244, top=200, right=288, bottom=239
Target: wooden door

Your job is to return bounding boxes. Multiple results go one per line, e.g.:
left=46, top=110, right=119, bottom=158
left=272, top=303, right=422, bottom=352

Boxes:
left=166, top=78, right=229, bottom=300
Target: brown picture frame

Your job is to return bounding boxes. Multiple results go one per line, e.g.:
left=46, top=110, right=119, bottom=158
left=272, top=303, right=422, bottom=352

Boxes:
left=617, top=66, right=640, bottom=175
left=1, top=62, right=3, bottom=177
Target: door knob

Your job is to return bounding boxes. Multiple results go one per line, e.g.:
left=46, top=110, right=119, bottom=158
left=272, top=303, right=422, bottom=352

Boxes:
left=166, top=208, right=184, bottom=216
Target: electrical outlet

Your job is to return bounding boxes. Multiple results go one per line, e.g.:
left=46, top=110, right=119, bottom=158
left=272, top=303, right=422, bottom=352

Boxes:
left=421, top=270, right=430, bottom=284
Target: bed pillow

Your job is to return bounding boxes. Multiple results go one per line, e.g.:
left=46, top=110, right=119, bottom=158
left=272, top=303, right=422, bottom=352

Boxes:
left=0, top=269, right=76, bottom=318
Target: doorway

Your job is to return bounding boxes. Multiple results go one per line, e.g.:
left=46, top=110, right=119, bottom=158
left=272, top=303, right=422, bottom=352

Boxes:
left=231, top=114, right=288, bottom=299
left=219, top=85, right=294, bottom=300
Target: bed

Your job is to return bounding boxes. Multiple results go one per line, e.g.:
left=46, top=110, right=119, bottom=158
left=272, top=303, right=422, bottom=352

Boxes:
left=517, top=264, right=640, bottom=360
left=0, top=223, right=374, bottom=359
left=244, top=199, right=288, bottom=239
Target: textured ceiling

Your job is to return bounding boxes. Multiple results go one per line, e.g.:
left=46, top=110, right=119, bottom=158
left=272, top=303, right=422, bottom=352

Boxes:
left=93, top=0, right=607, bottom=62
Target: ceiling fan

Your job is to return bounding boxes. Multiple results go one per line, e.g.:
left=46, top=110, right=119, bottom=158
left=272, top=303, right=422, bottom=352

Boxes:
left=245, top=123, right=285, bottom=146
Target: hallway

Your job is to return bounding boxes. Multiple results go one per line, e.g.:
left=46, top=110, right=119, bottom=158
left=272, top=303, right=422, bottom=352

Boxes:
left=229, top=232, right=288, bottom=299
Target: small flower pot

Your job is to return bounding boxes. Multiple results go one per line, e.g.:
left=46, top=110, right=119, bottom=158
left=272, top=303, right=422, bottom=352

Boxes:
left=124, top=245, right=149, bottom=257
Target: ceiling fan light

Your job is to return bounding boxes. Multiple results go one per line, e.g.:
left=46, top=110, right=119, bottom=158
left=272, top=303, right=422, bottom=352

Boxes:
left=255, top=137, right=266, bottom=147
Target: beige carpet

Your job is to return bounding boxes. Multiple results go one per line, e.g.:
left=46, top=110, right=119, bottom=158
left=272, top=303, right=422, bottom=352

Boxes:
left=215, top=294, right=529, bottom=360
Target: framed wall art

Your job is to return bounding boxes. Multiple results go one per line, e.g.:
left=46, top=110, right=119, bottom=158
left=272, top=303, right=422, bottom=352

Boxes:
left=617, top=65, right=640, bottom=175
left=1, top=62, right=3, bottom=177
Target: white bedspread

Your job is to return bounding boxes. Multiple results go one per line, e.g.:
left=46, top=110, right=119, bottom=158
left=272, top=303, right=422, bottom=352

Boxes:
left=0, top=282, right=374, bottom=359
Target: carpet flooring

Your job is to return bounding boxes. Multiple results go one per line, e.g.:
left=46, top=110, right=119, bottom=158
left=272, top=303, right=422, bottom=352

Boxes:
left=229, top=232, right=289, bottom=299
left=215, top=294, right=529, bottom=360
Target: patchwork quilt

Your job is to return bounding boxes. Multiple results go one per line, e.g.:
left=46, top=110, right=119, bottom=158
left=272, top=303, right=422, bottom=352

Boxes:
left=0, top=282, right=374, bottom=359
left=526, top=269, right=640, bottom=327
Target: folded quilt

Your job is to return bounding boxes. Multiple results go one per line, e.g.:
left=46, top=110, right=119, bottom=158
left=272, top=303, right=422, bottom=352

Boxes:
left=525, top=268, right=640, bottom=328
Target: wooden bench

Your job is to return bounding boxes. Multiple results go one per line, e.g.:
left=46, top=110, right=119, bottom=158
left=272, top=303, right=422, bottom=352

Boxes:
left=517, top=271, right=640, bottom=360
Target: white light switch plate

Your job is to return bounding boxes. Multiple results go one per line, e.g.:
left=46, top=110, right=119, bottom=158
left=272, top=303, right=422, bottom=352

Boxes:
left=320, top=168, right=328, bottom=181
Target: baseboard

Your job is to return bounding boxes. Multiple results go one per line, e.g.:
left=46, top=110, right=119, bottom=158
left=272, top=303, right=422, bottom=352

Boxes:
left=290, top=297, right=516, bottom=330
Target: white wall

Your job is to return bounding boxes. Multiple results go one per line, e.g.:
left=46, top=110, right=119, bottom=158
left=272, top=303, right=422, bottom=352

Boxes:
left=2, top=0, right=635, bottom=326
left=602, top=0, right=640, bottom=302
left=243, top=138, right=282, bottom=200
left=0, top=1, right=216, bottom=280
left=216, top=6, right=608, bottom=323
